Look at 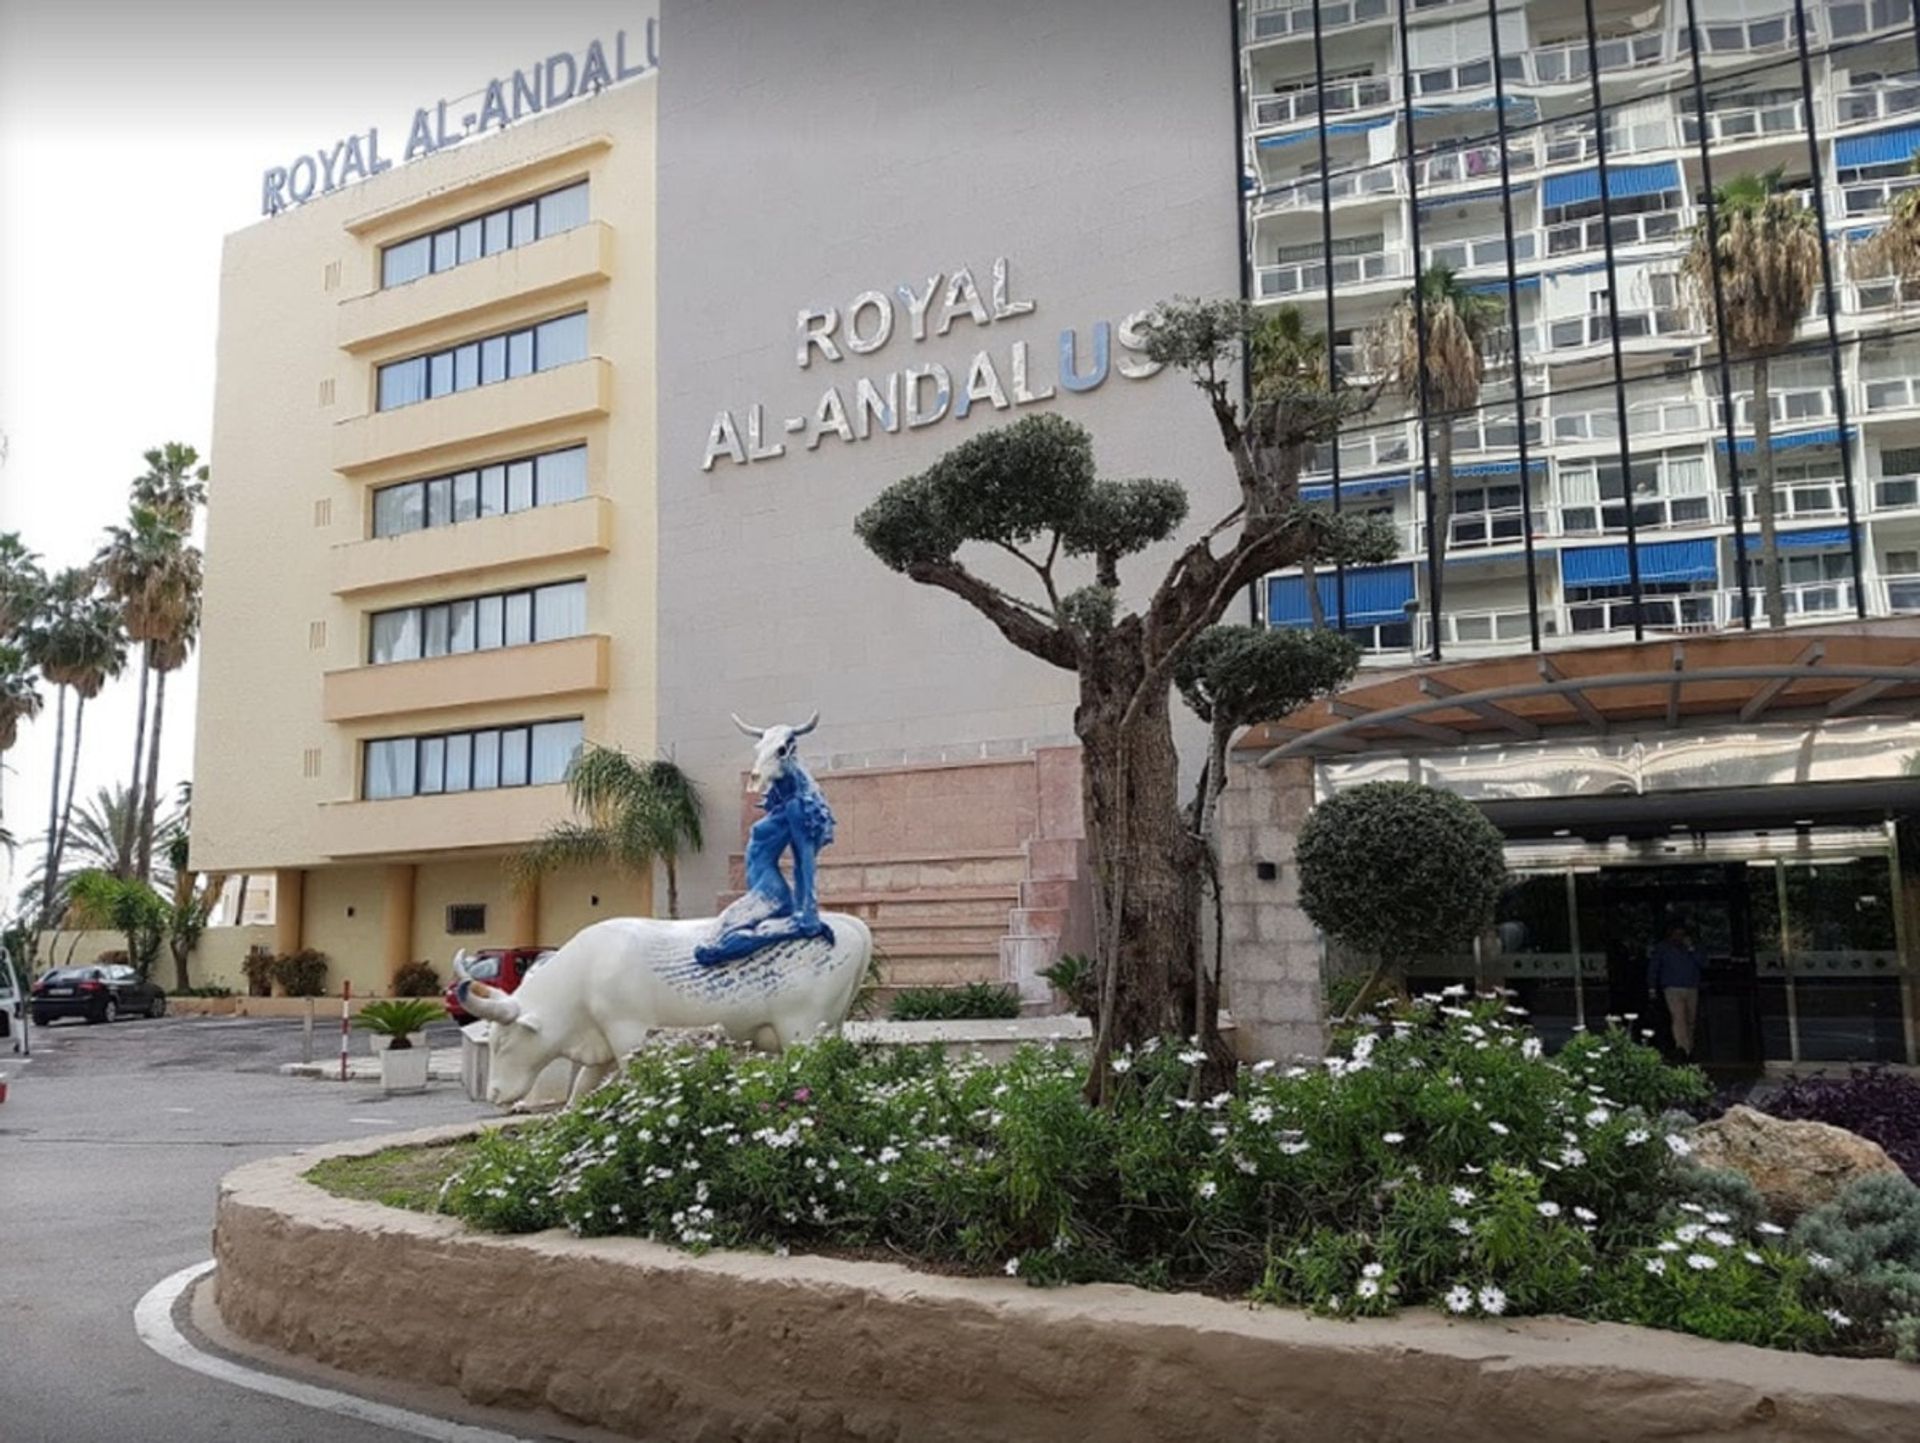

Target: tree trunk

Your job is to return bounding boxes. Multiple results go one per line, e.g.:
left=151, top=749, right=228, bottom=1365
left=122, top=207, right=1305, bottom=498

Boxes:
left=39, top=687, right=67, bottom=924
left=121, top=649, right=151, bottom=876
left=1752, top=353, right=1786, bottom=630
left=137, top=665, right=168, bottom=881
left=1080, top=641, right=1208, bottom=1103
left=1429, top=423, right=1456, bottom=651
left=48, top=695, right=86, bottom=915
left=1302, top=555, right=1327, bottom=629
left=665, top=856, right=680, bottom=919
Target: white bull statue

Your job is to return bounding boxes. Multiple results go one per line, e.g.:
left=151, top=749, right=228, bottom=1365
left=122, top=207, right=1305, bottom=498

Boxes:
left=460, top=914, right=873, bottom=1108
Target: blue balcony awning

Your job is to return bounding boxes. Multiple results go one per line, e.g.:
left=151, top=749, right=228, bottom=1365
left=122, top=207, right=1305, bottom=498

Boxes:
left=1777, top=526, right=1855, bottom=552
left=1561, top=538, right=1717, bottom=587
left=1541, top=161, right=1681, bottom=209
left=1466, top=274, right=1542, bottom=294
left=1268, top=563, right=1416, bottom=627
left=1836, top=124, right=1920, bottom=169
left=1411, top=96, right=1539, bottom=120
left=1450, top=458, right=1547, bottom=480
left=1257, top=116, right=1396, bottom=150
left=1300, top=471, right=1411, bottom=503
left=1715, top=426, right=1853, bottom=455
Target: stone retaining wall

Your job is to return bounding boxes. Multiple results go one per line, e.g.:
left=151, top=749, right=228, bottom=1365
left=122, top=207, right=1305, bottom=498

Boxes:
left=214, top=1124, right=1920, bottom=1443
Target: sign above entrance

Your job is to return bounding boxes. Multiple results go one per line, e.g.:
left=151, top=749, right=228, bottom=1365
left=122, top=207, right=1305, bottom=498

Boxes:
left=258, top=23, right=658, bottom=217
left=699, top=256, right=1163, bottom=471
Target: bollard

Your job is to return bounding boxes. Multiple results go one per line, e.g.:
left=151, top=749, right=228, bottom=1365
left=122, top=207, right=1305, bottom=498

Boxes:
left=303, top=998, right=314, bottom=1065
left=339, top=981, right=351, bottom=1081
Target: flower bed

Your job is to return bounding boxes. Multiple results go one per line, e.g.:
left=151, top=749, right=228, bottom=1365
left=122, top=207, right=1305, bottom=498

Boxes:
left=425, top=993, right=1919, bottom=1362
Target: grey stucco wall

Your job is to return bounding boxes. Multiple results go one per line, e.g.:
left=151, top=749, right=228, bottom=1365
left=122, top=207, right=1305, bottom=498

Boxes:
left=1219, top=753, right=1327, bottom=1060
left=655, top=0, right=1240, bottom=910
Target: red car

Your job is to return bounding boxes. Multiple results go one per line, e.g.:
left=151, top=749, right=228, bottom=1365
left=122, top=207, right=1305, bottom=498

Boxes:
left=445, top=947, right=555, bottom=1023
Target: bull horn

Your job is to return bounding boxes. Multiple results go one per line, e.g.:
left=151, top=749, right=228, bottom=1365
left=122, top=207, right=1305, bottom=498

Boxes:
left=792, top=711, right=820, bottom=737
left=451, top=947, right=469, bottom=977
left=460, top=979, right=521, bottom=1024
left=730, top=712, right=765, bottom=738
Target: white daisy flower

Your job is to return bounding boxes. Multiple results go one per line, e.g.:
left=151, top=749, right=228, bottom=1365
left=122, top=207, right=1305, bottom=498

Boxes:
left=1362, top=1262, right=1384, bottom=1279
left=1756, top=1222, right=1786, bottom=1236
left=1356, top=1279, right=1380, bottom=1299
left=1644, top=1257, right=1666, bottom=1276
left=1450, top=1217, right=1472, bottom=1236
left=1488, top=1122, right=1510, bottom=1136
left=1004, top=1258, right=1021, bottom=1277
left=1537, top=1202, right=1562, bottom=1218
left=1382, top=1132, right=1406, bottom=1145
left=1685, top=1253, right=1717, bottom=1271
left=1197, top=1179, right=1219, bottom=1199
left=1478, top=1285, right=1507, bottom=1316
left=1110, top=1056, right=1132, bottom=1074
left=1824, top=1308, right=1852, bottom=1328
left=1445, top=1285, right=1474, bottom=1314
left=1451, top=1186, right=1476, bottom=1206
left=1664, top=1133, right=1693, bottom=1157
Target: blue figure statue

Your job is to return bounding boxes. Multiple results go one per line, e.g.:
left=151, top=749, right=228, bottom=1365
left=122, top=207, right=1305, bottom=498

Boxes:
left=694, top=712, right=838, bottom=966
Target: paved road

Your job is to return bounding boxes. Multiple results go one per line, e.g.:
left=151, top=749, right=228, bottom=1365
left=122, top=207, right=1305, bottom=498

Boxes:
left=0, top=1013, right=488, bottom=1442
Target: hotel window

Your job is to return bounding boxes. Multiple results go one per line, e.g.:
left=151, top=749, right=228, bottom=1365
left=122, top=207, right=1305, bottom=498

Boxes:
left=362, top=719, right=583, bottom=800
left=370, top=446, right=586, bottom=538
left=368, top=580, right=587, bottom=664
left=1560, top=452, right=1710, bottom=534
left=379, top=181, right=589, bottom=288
left=375, top=311, right=588, bottom=411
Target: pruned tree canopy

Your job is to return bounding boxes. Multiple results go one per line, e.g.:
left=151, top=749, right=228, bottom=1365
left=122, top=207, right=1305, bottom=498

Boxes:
left=1176, top=625, right=1360, bottom=731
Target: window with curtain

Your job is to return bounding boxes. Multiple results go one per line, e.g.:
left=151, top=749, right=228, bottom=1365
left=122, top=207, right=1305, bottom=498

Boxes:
left=370, top=446, right=589, bottom=538
left=360, top=719, right=583, bottom=799
left=366, top=580, right=587, bottom=664
left=380, top=180, right=590, bottom=288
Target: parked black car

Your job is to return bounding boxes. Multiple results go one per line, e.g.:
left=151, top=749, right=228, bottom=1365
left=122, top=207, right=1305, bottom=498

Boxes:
left=30, top=965, right=167, bottom=1025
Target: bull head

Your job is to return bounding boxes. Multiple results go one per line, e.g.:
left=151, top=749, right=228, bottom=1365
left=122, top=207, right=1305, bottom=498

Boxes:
left=459, top=979, right=529, bottom=1027
left=732, top=711, right=819, bottom=792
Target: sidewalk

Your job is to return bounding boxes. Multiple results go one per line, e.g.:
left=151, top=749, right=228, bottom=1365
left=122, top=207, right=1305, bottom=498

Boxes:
left=278, top=1048, right=464, bottom=1083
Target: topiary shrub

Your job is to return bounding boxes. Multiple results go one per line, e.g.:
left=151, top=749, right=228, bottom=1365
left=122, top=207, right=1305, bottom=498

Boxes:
left=271, top=949, right=330, bottom=997
left=1295, top=781, right=1507, bottom=1020
left=240, top=946, right=276, bottom=998
left=889, top=982, right=1022, bottom=1021
left=392, top=960, right=442, bottom=998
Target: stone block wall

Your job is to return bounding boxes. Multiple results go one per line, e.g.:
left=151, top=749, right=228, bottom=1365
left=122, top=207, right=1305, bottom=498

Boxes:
left=1218, top=753, right=1325, bottom=1061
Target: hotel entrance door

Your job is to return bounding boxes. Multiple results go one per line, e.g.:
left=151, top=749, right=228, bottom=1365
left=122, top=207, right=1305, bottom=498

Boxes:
left=1583, top=864, right=1760, bottom=1069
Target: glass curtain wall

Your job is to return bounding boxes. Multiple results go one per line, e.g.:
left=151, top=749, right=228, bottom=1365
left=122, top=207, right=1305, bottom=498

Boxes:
left=1243, top=0, right=1920, bottom=662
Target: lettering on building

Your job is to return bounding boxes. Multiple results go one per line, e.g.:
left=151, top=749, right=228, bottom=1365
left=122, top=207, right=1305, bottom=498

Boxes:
left=259, top=23, right=658, bottom=217
left=701, top=257, right=1163, bottom=471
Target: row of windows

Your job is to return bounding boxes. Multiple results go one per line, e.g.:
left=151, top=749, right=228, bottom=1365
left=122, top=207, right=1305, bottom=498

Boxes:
left=369, top=580, right=587, bottom=665
left=376, top=311, right=587, bottom=412
left=381, top=182, right=589, bottom=289
left=363, top=719, right=583, bottom=800
left=371, top=446, right=587, bottom=538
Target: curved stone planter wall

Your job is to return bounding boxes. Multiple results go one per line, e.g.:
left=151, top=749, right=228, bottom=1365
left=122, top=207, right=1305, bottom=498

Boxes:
left=214, top=1124, right=1920, bottom=1443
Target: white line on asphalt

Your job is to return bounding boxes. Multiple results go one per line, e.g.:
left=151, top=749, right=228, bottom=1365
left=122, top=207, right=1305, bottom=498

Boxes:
left=165, top=1107, right=195, bottom=1114
left=134, top=1262, right=529, bottom=1443
left=348, top=1116, right=397, bottom=1125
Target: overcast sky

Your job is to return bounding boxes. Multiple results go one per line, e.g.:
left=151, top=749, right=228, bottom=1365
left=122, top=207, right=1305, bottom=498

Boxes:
left=0, top=0, right=644, bottom=911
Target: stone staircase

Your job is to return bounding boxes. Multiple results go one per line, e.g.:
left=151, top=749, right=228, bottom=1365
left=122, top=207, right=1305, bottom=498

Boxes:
left=718, top=748, right=1090, bottom=1011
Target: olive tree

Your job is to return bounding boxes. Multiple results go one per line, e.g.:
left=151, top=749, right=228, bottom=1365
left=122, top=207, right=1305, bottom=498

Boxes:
left=1294, top=781, right=1507, bottom=1021
left=855, top=300, right=1389, bottom=1095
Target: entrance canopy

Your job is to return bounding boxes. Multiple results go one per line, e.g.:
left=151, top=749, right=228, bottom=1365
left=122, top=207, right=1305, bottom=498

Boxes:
left=1247, top=627, right=1920, bottom=763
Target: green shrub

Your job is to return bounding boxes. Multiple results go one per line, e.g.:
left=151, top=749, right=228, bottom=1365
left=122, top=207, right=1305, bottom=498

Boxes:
left=391, top=960, right=441, bottom=998
left=888, top=982, right=1022, bottom=1021
left=1792, top=1174, right=1920, bottom=1360
left=1037, top=954, right=1097, bottom=1019
left=271, top=949, right=329, bottom=997
left=441, top=992, right=1825, bottom=1354
left=174, top=984, right=235, bottom=998
left=241, top=947, right=276, bottom=998
left=1296, top=783, right=1507, bottom=1014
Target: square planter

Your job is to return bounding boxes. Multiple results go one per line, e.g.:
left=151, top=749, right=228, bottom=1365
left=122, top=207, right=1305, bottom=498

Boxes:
left=369, top=1031, right=427, bottom=1055
left=377, top=1044, right=431, bottom=1094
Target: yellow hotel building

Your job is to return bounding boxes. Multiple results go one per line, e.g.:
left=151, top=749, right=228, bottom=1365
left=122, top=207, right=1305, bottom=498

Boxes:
left=191, top=79, right=656, bottom=994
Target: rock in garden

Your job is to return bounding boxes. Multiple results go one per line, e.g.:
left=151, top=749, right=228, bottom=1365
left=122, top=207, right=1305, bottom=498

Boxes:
left=1689, top=1105, right=1903, bottom=1219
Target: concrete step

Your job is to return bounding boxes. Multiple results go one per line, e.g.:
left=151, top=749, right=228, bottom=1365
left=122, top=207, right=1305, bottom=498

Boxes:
left=869, top=921, right=1010, bottom=949
left=1024, top=837, right=1084, bottom=882
left=1018, top=878, right=1076, bottom=912
left=1007, top=907, right=1069, bottom=940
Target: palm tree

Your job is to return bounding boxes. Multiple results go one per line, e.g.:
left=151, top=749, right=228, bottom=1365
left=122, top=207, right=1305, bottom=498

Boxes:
left=19, top=569, right=127, bottom=925
left=1682, top=169, right=1822, bottom=630
left=96, top=500, right=202, bottom=880
left=130, top=443, right=209, bottom=530
left=1256, top=306, right=1336, bottom=627
left=0, top=532, right=44, bottom=635
left=509, top=747, right=704, bottom=918
left=1368, top=266, right=1503, bottom=636
left=11, top=783, right=177, bottom=929
left=1851, top=148, right=1920, bottom=296
left=0, top=645, right=41, bottom=821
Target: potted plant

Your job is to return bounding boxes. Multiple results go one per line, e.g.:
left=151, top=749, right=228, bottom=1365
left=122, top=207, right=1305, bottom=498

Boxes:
left=356, top=998, right=443, bottom=1094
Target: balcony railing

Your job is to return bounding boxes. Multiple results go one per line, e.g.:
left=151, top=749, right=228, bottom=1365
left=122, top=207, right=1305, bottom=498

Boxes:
left=1553, top=398, right=1708, bottom=443
left=1831, top=0, right=1916, bottom=42
left=1880, top=572, right=1920, bottom=611
left=1841, top=174, right=1920, bottom=217
left=1677, top=98, right=1806, bottom=146
left=1531, top=30, right=1669, bottom=84
left=1715, top=385, right=1837, bottom=427
left=1723, top=478, right=1850, bottom=522
left=1246, top=0, right=1391, bottom=43
left=1695, top=13, right=1796, bottom=58
left=1729, top=578, right=1858, bottom=620
left=1547, top=307, right=1695, bottom=350
left=1874, top=473, right=1920, bottom=510
left=1862, top=369, right=1920, bottom=413
left=1253, top=75, right=1394, bottom=128
left=1835, top=80, right=1920, bottom=128
left=1542, top=119, right=1674, bottom=165
left=1448, top=506, right=1552, bottom=550
left=1426, top=605, right=1544, bottom=650
left=1412, top=57, right=1526, bottom=99
left=1545, top=209, right=1686, bottom=256
left=1416, top=137, right=1539, bottom=189
left=1851, top=275, right=1920, bottom=313
left=1560, top=493, right=1717, bottom=535
left=1257, top=250, right=1406, bottom=298
left=1423, top=232, right=1537, bottom=273
left=1305, top=424, right=1414, bottom=477
left=1568, top=592, right=1719, bottom=635
left=1254, top=167, right=1402, bottom=214
left=1449, top=412, right=1544, bottom=455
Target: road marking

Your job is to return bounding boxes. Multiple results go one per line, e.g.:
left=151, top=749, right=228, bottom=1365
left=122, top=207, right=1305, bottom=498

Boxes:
left=348, top=1116, right=397, bottom=1125
left=165, top=1107, right=195, bottom=1114
left=135, top=1262, right=529, bottom=1442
